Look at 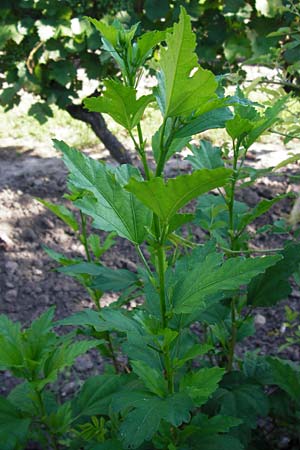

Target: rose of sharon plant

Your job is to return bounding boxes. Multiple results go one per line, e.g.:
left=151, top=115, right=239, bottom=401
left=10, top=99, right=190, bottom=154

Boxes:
left=1, top=8, right=300, bottom=450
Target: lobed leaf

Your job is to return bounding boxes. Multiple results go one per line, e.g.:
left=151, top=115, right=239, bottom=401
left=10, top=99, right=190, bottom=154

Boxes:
left=186, top=140, right=224, bottom=170
left=118, top=393, right=193, bottom=448
left=54, top=140, right=152, bottom=244
left=173, top=253, right=282, bottom=314
left=247, top=242, right=300, bottom=307
left=74, top=374, right=123, bottom=417
left=84, top=80, right=154, bottom=131
left=126, top=168, right=232, bottom=223
left=155, top=7, right=217, bottom=118
left=180, top=367, right=225, bottom=406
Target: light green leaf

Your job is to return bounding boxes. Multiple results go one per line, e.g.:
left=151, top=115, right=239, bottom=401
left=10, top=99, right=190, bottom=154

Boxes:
left=186, top=140, right=224, bottom=170
left=152, top=119, right=191, bottom=163
left=244, top=97, right=287, bottom=149
left=131, top=361, right=167, bottom=397
left=173, top=253, right=282, bottom=313
left=54, top=140, right=152, bottom=244
left=46, top=402, right=72, bottom=434
left=126, top=168, right=232, bottom=223
left=136, top=30, right=166, bottom=66
left=42, top=246, right=79, bottom=265
left=180, top=367, right=224, bottom=406
left=273, top=153, right=300, bottom=171
left=40, top=340, right=99, bottom=389
left=225, top=114, right=253, bottom=140
left=84, top=80, right=154, bottom=130
left=87, top=18, right=119, bottom=47
left=168, top=213, right=195, bottom=233
left=36, top=198, right=78, bottom=231
left=155, top=7, right=217, bottom=118
left=0, top=316, right=23, bottom=370
left=87, top=232, right=116, bottom=258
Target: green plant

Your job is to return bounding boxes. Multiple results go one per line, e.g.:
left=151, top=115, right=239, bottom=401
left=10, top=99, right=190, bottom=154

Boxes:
left=1, top=8, right=300, bottom=449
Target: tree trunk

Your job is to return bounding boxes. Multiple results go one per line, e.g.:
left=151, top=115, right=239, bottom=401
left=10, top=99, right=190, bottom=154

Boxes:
left=66, top=103, right=132, bottom=164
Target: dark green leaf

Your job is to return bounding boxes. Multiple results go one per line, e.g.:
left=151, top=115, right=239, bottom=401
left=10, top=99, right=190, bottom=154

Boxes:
left=186, top=140, right=224, bottom=169
left=74, top=374, right=123, bottom=417
left=174, top=107, right=233, bottom=138
left=58, top=262, right=138, bottom=291
left=216, top=372, right=269, bottom=428
left=0, top=396, right=31, bottom=450
left=247, top=242, right=300, bottom=306
left=119, top=393, right=193, bottom=448
left=268, top=357, right=300, bottom=403
left=131, top=361, right=167, bottom=397
left=237, top=195, right=286, bottom=232
left=173, top=253, right=281, bottom=314
left=54, top=140, right=152, bottom=244
left=180, top=367, right=225, bottom=406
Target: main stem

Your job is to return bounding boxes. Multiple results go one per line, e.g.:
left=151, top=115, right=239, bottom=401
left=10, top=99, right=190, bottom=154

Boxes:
left=227, top=142, right=240, bottom=371
left=35, top=389, right=59, bottom=450
left=80, top=211, right=91, bottom=262
left=123, top=61, right=174, bottom=390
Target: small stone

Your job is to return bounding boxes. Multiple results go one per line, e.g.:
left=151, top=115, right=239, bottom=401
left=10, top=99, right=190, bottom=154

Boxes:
left=75, top=355, right=94, bottom=372
left=278, top=436, right=290, bottom=449
left=5, top=261, right=18, bottom=275
left=39, top=294, right=50, bottom=305
left=254, top=314, right=266, bottom=327
left=5, top=289, right=18, bottom=303
left=22, top=228, right=37, bottom=242
left=62, top=381, right=76, bottom=397
left=39, top=216, right=54, bottom=229
left=5, top=281, right=14, bottom=288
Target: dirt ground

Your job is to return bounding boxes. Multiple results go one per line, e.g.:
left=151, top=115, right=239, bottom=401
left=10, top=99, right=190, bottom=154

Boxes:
left=0, top=136, right=300, bottom=401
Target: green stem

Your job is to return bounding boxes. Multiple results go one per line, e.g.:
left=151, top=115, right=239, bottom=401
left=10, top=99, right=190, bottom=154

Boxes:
left=227, top=297, right=238, bottom=372
left=155, top=119, right=168, bottom=177
left=105, top=331, right=120, bottom=374
left=226, top=140, right=241, bottom=371
left=157, top=244, right=167, bottom=328
left=136, top=245, right=153, bottom=279
left=35, top=390, right=59, bottom=450
left=228, top=143, right=239, bottom=251
left=80, top=211, right=91, bottom=262
left=221, top=246, right=284, bottom=254
left=156, top=238, right=174, bottom=393
left=137, top=123, right=152, bottom=180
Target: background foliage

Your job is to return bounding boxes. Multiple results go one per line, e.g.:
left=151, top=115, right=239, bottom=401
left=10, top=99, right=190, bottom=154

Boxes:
left=1, top=0, right=299, bottom=160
